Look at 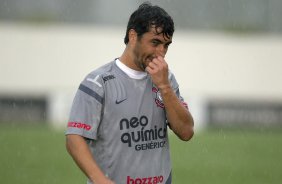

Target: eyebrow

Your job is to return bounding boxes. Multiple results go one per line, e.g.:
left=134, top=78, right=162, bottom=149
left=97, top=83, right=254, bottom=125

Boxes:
left=152, top=38, right=172, bottom=45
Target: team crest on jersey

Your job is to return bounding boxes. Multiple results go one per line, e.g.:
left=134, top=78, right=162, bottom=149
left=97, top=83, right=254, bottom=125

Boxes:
left=152, top=87, right=165, bottom=108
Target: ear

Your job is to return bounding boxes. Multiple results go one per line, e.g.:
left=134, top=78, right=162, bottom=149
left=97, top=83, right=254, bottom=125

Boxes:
left=128, top=29, right=137, bottom=43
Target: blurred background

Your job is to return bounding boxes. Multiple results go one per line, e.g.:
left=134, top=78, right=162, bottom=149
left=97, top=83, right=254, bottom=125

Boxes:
left=0, top=0, right=282, bottom=184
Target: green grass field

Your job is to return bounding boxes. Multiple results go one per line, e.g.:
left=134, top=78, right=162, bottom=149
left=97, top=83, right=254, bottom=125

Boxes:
left=0, top=124, right=281, bottom=184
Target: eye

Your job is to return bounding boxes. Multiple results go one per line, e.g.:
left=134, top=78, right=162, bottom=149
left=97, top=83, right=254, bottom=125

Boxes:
left=151, top=39, right=160, bottom=46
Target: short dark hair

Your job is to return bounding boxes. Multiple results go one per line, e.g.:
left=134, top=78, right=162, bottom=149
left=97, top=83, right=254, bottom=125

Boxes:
left=124, top=2, right=174, bottom=44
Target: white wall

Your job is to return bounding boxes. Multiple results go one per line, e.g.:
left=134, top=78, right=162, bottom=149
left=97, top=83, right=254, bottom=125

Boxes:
left=1, top=23, right=282, bottom=129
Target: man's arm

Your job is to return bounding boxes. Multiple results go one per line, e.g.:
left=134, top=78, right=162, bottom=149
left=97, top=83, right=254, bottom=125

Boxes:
left=66, top=134, right=115, bottom=184
left=146, top=56, right=194, bottom=141
left=159, top=86, right=194, bottom=141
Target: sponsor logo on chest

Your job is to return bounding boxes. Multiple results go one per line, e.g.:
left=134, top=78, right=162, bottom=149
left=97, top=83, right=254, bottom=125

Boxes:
left=119, top=115, right=167, bottom=151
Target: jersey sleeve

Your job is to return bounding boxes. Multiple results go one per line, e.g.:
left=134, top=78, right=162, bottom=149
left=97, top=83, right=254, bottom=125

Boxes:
left=169, top=71, right=189, bottom=110
left=65, top=73, right=104, bottom=140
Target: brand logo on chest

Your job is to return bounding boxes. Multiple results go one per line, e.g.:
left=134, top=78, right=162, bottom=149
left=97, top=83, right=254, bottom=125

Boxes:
left=102, top=74, right=115, bottom=82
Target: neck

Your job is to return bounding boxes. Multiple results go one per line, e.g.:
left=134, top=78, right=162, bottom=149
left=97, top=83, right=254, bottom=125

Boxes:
left=119, top=47, right=141, bottom=71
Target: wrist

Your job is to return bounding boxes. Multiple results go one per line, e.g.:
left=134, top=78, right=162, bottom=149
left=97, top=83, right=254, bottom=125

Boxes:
left=91, top=176, right=110, bottom=184
left=158, top=84, right=172, bottom=94
left=89, top=172, right=109, bottom=184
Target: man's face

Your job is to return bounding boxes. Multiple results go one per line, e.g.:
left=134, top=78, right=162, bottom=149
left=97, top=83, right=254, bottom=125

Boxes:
left=132, top=27, right=172, bottom=71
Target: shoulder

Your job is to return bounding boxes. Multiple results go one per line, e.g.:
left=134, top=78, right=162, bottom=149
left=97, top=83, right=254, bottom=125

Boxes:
left=168, top=70, right=179, bottom=89
left=168, top=70, right=174, bottom=81
left=87, top=61, right=115, bottom=79
left=80, top=60, right=116, bottom=93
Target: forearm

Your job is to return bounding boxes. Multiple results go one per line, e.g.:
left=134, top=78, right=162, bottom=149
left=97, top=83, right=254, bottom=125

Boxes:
left=159, top=86, right=194, bottom=141
left=66, top=134, right=110, bottom=183
left=145, top=56, right=194, bottom=140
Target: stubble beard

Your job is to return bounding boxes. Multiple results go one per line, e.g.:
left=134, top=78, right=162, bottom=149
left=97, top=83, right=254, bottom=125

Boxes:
left=134, top=55, right=154, bottom=72
left=133, top=40, right=154, bottom=72
left=132, top=56, right=145, bottom=71
left=133, top=45, right=147, bottom=71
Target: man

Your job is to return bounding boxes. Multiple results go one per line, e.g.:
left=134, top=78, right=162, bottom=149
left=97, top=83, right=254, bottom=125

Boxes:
left=66, top=2, right=194, bottom=184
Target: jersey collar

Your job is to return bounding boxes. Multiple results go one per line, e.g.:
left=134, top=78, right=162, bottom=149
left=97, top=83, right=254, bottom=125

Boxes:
left=115, top=59, right=147, bottom=80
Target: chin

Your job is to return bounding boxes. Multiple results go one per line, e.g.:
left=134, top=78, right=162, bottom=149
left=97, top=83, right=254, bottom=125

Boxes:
left=140, top=64, right=147, bottom=71
left=141, top=62, right=149, bottom=71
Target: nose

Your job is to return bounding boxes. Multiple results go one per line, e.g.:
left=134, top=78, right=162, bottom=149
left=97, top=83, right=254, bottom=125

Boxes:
left=156, top=45, right=166, bottom=58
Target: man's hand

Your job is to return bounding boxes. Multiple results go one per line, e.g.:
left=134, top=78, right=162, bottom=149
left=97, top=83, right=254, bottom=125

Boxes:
left=145, top=56, right=170, bottom=90
left=145, top=56, right=194, bottom=141
left=66, top=135, right=116, bottom=184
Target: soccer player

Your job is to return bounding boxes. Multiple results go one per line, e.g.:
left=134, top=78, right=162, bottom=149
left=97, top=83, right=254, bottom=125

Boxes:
left=66, top=2, right=194, bottom=184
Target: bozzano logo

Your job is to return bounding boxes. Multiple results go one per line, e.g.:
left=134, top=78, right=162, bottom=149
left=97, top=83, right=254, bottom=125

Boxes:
left=127, top=175, right=164, bottom=184
left=68, top=122, right=91, bottom=131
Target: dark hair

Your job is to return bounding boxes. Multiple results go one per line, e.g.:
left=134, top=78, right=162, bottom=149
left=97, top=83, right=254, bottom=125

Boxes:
left=124, top=2, right=174, bottom=44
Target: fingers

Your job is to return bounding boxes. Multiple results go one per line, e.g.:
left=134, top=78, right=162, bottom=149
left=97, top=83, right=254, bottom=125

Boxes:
left=146, top=56, right=167, bottom=74
left=145, top=56, right=170, bottom=88
left=152, top=56, right=165, bottom=65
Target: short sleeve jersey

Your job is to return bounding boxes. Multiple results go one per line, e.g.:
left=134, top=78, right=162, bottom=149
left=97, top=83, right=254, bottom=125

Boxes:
left=66, top=59, right=188, bottom=184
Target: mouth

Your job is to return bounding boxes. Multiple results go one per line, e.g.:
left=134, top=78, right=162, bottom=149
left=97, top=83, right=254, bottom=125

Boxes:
left=147, top=55, right=155, bottom=61
left=145, top=55, right=156, bottom=64
left=139, top=55, right=156, bottom=71
left=141, top=57, right=152, bottom=71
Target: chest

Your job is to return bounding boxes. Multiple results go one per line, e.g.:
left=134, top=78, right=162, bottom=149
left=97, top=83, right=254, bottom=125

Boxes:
left=106, top=78, right=163, bottom=112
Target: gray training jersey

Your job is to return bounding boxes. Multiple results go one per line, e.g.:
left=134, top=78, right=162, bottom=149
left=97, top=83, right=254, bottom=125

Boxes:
left=66, top=59, right=188, bottom=184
